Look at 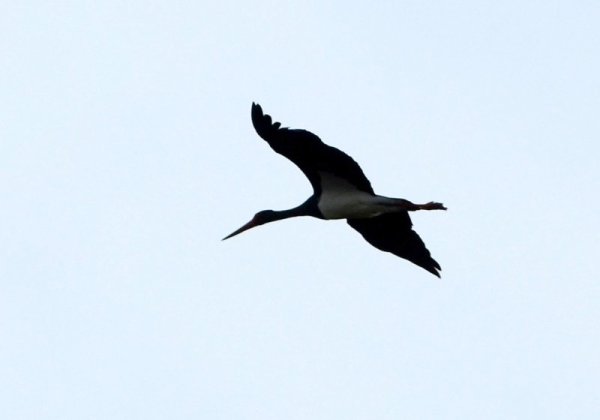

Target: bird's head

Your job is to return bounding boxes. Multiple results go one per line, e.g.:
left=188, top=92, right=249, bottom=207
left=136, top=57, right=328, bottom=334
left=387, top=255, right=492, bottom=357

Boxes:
left=222, top=210, right=277, bottom=240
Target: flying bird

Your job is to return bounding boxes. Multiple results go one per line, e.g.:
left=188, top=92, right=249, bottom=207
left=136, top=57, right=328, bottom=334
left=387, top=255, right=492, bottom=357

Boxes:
left=224, top=103, right=446, bottom=277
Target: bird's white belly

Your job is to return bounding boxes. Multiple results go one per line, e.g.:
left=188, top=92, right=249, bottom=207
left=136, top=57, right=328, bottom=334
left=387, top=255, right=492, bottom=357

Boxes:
left=317, top=190, right=385, bottom=219
left=316, top=171, right=389, bottom=219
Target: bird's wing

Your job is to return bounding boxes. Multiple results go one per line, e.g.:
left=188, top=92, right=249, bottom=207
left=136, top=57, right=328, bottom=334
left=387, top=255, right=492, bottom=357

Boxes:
left=251, top=103, right=374, bottom=194
left=347, top=212, right=441, bottom=277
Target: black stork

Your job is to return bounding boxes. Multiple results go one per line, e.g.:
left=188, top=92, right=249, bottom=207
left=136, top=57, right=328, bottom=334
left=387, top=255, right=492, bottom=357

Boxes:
left=224, top=103, right=446, bottom=277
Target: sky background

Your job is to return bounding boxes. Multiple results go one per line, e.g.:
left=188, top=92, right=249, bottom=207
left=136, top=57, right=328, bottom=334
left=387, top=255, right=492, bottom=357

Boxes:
left=1, top=1, right=599, bottom=419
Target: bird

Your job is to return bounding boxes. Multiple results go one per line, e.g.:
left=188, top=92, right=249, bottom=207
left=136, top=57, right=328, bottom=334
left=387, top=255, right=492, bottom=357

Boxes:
left=223, top=103, right=447, bottom=277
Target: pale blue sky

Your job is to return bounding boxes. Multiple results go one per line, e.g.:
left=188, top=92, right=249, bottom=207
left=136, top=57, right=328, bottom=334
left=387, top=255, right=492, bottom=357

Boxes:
left=1, top=1, right=599, bottom=419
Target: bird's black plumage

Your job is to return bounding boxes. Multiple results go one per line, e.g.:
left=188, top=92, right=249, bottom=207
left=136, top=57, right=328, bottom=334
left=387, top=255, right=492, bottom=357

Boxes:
left=251, top=103, right=374, bottom=195
left=225, top=103, right=444, bottom=277
left=347, top=213, right=441, bottom=277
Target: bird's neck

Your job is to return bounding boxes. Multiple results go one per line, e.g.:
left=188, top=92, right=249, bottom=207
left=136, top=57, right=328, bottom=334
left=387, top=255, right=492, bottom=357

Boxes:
left=274, top=196, right=322, bottom=221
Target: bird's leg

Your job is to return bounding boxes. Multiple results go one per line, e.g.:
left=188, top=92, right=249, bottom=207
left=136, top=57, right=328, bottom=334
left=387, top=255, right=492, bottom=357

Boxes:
left=393, top=199, right=446, bottom=211
left=416, top=201, right=447, bottom=211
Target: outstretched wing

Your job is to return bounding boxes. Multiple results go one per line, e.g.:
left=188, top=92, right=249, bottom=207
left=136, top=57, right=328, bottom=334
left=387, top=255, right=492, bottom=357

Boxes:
left=347, top=212, right=441, bottom=277
left=251, top=103, right=374, bottom=195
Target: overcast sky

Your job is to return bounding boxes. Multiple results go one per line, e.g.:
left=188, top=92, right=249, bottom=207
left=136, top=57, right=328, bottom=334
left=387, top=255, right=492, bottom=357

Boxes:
left=1, top=1, right=599, bottom=419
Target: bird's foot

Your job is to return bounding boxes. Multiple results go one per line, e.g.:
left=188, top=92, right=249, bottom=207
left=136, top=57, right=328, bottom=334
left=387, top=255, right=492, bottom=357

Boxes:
left=420, top=202, right=447, bottom=211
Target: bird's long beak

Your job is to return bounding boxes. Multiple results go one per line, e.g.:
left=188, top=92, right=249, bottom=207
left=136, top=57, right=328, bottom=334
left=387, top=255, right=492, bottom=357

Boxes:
left=222, top=218, right=258, bottom=240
